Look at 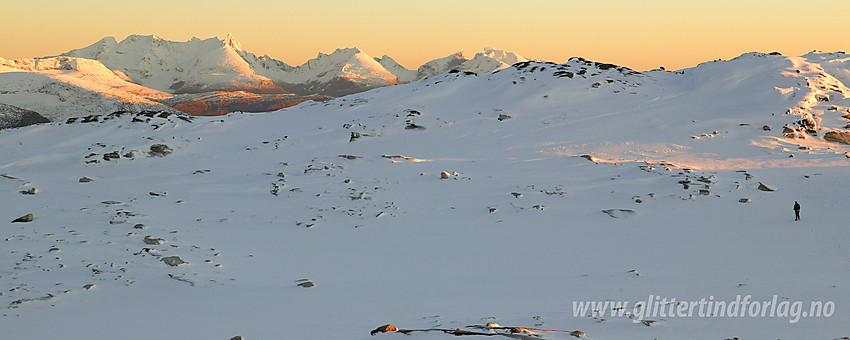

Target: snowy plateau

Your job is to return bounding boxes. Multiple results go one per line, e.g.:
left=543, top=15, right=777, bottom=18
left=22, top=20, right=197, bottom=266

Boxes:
left=2, top=45, right=850, bottom=339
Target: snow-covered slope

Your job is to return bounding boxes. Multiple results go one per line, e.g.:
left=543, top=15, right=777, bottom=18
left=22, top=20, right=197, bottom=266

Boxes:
left=0, top=56, right=177, bottom=121
left=2, top=52, right=850, bottom=340
left=376, top=55, right=417, bottom=83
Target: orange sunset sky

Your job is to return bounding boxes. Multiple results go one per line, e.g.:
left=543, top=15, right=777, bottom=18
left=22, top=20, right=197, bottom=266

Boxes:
left=1, top=0, right=847, bottom=71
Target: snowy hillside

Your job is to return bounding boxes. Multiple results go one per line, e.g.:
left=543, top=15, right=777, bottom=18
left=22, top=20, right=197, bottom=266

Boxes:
left=0, top=56, right=177, bottom=121
left=2, top=51, right=850, bottom=339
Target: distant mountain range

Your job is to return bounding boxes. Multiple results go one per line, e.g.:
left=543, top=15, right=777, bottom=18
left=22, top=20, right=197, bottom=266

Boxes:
left=0, top=34, right=527, bottom=123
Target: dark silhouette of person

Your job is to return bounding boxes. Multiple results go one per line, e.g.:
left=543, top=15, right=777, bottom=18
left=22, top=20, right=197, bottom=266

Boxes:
left=794, top=201, right=801, bottom=221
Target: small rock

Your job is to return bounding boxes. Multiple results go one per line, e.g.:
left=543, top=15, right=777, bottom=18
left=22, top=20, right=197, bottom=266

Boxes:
left=295, top=278, right=315, bottom=288
left=103, top=151, right=120, bottom=161
left=405, top=122, right=426, bottom=130
left=602, top=209, right=636, bottom=218
left=20, top=188, right=38, bottom=195
left=757, top=182, right=775, bottom=192
left=143, top=236, right=165, bottom=245
left=497, top=114, right=512, bottom=121
left=349, top=132, right=362, bottom=142
left=739, top=198, right=750, bottom=203
left=161, top=256, right=187, bottom=267
left=133, top=223, right=146, bottom=229
left=12, top=213, right=33, bottom=223
left=83, top=284, right=95, bottom=290
left=824, top=131, right=850, bottom=144
left=511, top=192, right=523, bottom=198
left=440, top=171, right=451, bottom=179
left=488, top=207, right=497, bottom=213
left=79, top=177, right=93, bottom=183
left=149, top=144, right=173, bottom=157
left=230, top=336, right=243, bottom=340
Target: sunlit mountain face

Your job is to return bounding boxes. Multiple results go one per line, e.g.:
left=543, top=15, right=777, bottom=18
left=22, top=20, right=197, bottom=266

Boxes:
left=0, top=35, right=533, bottom=123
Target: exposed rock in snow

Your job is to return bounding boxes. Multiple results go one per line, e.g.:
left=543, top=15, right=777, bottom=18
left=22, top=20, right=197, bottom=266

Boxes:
left=0, top=103, right=50, bottom=129
left=601, top=209, right=636, bottom=218
left=824, top=130, right=850, bottom=144
left=12, top=213, right=34, bottom=223
left=161, top=256, right=187, bottom=266
left=758, top=182, right=776, bottom=191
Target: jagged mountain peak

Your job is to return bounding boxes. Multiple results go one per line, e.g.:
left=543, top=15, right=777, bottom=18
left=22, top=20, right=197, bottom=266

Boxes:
left=223, top=33, right=242, bottom=51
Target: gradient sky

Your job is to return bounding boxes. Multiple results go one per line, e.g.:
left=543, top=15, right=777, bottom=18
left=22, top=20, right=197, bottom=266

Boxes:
left=1, top=0, right=848, bottom=71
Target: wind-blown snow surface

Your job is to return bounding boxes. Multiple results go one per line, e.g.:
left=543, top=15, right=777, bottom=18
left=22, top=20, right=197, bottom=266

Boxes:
left=2, top=52, right=850, bottom=339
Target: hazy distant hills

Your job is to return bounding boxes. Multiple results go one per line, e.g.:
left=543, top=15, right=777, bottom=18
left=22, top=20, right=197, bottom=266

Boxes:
left=0, top=34, right=527, bottom=123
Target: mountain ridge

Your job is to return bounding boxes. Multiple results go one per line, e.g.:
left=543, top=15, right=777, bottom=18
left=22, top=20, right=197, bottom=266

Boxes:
left=2, top=34, right=848, bottom=128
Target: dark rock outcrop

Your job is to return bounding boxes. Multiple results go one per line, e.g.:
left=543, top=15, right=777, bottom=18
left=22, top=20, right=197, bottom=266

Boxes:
left=0, top=103, right=50, bottom=129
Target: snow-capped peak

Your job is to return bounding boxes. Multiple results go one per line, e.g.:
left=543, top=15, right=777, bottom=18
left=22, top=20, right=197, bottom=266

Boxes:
left=223, top=33, right=242, bottom=52
left=480, top=46, right=526, bottom=66
left=273, top=47, right=400, bottom=96
left=414, top=47, right=526, bottom=80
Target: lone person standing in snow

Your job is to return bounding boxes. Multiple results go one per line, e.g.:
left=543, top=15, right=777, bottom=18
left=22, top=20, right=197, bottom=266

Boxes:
left=794, top=201, right=801, bottom=221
